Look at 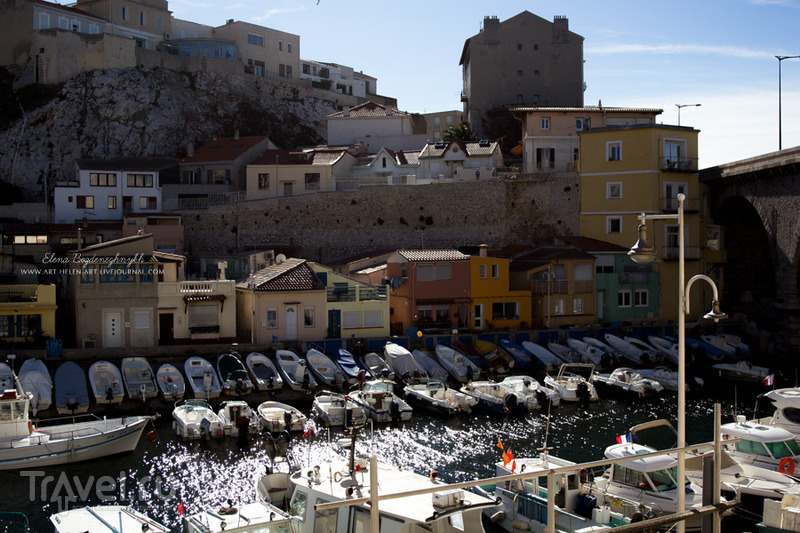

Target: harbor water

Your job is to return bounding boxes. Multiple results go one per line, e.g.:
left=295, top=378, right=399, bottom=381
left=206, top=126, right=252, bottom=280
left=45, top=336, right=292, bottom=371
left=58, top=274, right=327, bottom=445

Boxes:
left=0, top=386, right=774, bottom=532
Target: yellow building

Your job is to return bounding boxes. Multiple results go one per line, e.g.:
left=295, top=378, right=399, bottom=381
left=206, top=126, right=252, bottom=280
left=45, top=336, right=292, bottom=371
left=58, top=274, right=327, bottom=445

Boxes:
left=74, top=0, right=172, bottom=49
left=0, top=284, right=57, bottom=344
left=245, top=148, right=359, bottom=198
left=470, top=248, right=532, bottom=331
left=579, top=123, right=723, bottom=321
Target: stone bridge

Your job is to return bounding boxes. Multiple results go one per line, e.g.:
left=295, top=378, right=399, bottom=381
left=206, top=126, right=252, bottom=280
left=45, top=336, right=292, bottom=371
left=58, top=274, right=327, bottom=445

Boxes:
left=701, top=146, right=800, bottom=358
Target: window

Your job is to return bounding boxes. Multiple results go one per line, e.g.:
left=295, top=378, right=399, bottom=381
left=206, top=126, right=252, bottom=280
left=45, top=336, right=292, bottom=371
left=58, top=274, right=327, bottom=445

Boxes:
left=533, top=44, right=539, bottom=50
left=517, top=43, right=522, bottom=50
left=618, top=290, right=632, bottom=308
left=81, top=265, right=95, bottom=284
left=664, top=182, right=688, bottom=210
left=155, top=13, right=162, bottom=30
left=278, top=41, right=283, bottom=51
left=554, top=298, right=566, bottom=315
left=517, top=94, right=524, bottom=103
left=266, top=308, right=278, bottom=329
left=342, top=311, right=361, bottom=329
left=16, top=315, right=42, bottom=337
left=417, top=305, right=433, bottom=322
left=664, top=139, right=686, bottom=165
left=573, top=297, right=584, bottom=314
left=635, top=289, right=649, bottom=307
left=607, top=216, right=622, bottom=234
left=596, top=256, right=614, bottom=274
left=288, top=42, right=292, bottom=53
left=707, top=225, right=722, bottom=251
left=121, top=5, right=128, bottom=19
left=289, top=492, right=306, bottom=522
left=417, top=264, right=433, bottom=282
left=283, top=182, right=293, bottom=196
left=304, top=173, right=320, bottom=191
left=90, top=173, right=117, bottom=186
left=138, top=10, right=145, bottom=26
left=607, top=141, right=622, bottom=161
left=127, top=174, right=154, bottom=187
left=479, top=264, right=487, bottom=279
left=247, top=33, right=264, bottom=46
left=285, top=65, right=293, bottom=78
left=141, top=263, right=154, bottom=282
left=139, top=196, right=157, bottom=210
left=101, top=264, right=134, bottom=283
left=279, top=64, right=286, bottom=77
left=364, top=310, right=383, bottom=328
left=188, top=304, right=218, bottom=331
left=107, top=196, right=117, bottom=209
left=435, top=263, right=451, bottom=281
left=207, top=169, right=229, bottom=185
left=541, top=118, right=550, bottom=131
left=58, top=15, right=69, bottom=29
left=536, top=148, right=555, bottom=170
left=14, top=235, right=47, bottom=244
left=76, top=195, right=94, bottom=209
left=517, top=70, right=523, bottom=77
left=492, top=302, right=519, bottom=320
left=38, top=12, right=49, bottom=29
left=303, top=307, right=315, bottom=327
left=607, top=182, right=622, bottom=199
left=258, top=173, right=269, bottom=190
left=382, top=157, right=387, bottom=168
left=534, top=69, right=540, bottom=77
left=665, top=225, right=680, bottom=248
left=491, top=264, right=499, bottom=278
left=254, top=62, right=264, bottom=77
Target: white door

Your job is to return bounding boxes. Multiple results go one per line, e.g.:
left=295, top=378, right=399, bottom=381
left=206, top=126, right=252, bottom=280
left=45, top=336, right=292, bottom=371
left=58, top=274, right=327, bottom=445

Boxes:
left=104, top=312, right=122, bottom=347
left=284, top=305, right=297, bottom=341
left=473, top=304, right=483, bottom=330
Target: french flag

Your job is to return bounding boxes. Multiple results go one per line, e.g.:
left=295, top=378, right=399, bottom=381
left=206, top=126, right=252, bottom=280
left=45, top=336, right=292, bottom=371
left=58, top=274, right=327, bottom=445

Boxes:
left=616, top=433, right=632, bottom=444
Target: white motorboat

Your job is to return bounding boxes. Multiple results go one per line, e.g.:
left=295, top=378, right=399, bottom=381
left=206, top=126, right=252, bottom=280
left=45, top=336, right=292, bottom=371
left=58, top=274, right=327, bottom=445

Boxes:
left=496, top=375, right=561, bottom=410
left=566, top=337, right=608, bottom=367
left=364, top=351, right=395, bottom=380
left=18, top=358, right=52, bottom=415
left=592, top=367, right=664, bottom=398
left=434, top=344, right=480, bottom=383
left=275, top=349, right=317, bottom=391
left=623, top=336, right=663, bottom=364
left=546, top=341, right=582, bottom=363
left=384, top=342, right=427, bottom=383
left=217, top=351, right=254, bottom=396
left=155, top=363, right=185, bottom=401
left=184, top=500, right=293, bottom=533
left=311, top=390, right=367, bottom=427
left=583, top=336, right=623, bottom=362
left=245, top=352, right=283, bottom=391
left=410, top=349, right=450, bottom=381
left=647, top=335, right=680, bottom=364
left=543, top=363, right=599, bottom=403
left=403, top=379, right=477, bottom=415
left=120, top=357, right=158, bottom=401
left=722, top=415, right=800, bottom=474
left=349, top=378, right=413, bottom=422
left=637, top=366, right=703, bottom=393
left=172, top=398, right=224, bottom=439
left=716, top=333, right=751, bottom=355
left=257, top=400, right=308, bottom=432
left=701, top=334, right=740, bottom=357
left=88, top=360, right=124, bottom=404
left=604, top=333, right=658, bottom=365
left=763, top=387, right=800, bottom=437
left=305, top=347, right=345, bottom=388
left=256, top=427, right=498, bottom=533
left=521, top=340, right=563, bottom=370
left=51, top=505, right=169, bottom=533
left=460, top=380, right=520, bottom=414
left=184, top=356, right=222, bottom=399
left=218, top=400, right=260, bottom=437
left=711, top=360, right=771, bottom=383
left=53, top=361, right=89, bottom=415
left=0, top=378, right=150, bottom=469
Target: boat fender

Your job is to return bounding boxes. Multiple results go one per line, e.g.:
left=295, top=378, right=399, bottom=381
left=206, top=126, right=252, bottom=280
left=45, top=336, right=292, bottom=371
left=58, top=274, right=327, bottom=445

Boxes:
left=28, top=420, right=33, bottom=434
left=334, top=471, right=344, bottom=482
left=511, top=520, right=529, bottom=531
left=779, top=456, right=796, bottom=475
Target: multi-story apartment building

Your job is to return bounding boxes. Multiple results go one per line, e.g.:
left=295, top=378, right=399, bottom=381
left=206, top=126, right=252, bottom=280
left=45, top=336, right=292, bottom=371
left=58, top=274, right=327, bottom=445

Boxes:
left=73, top=0, right=172, bottom=49
left=327, top=101, right=427, bottom=150
left=210, top=19, right=299, bottom=80
left=470, top=246, right=532, bottom=331
left=459, top=11, right=584, bottom=134
left=578, top=123, right=724, bottom=322
left=299, top=59, right=377, bottom=99
left=245, top=148, right=359, bottom=199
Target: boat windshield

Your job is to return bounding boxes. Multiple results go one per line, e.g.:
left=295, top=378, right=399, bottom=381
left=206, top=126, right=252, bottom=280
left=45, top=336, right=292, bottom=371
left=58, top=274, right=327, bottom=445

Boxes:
left=736, top=438, right=800, bottom=458
left=612, top=465, right=679, bottom=492
left=364, top=381, right=391, bottom=393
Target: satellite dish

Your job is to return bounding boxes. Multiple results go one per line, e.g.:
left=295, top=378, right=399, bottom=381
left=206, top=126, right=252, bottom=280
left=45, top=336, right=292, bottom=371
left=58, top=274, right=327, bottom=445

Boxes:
left=275, top=254, right=286, bottom=264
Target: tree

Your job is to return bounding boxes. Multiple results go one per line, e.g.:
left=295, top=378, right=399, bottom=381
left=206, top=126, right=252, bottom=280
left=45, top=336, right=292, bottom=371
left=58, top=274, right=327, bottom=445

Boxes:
left=442, top=122, right=478, bottom=142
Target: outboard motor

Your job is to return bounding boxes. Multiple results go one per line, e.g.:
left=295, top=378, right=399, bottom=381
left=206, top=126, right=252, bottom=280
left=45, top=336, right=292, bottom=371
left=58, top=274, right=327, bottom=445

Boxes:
left=302, top=372, right=310, bottom=391
left=267, top=375, right=274, bottom=389
left=235, top=378, right=245, bottom=396
left=466, top=365, right=474, bottom=382
left=535, top=390, right=549, bottom=410
left=105, top=386, right=114, bottom=401
left=390, top=400, right=401, bottom=421
left=283, top=410, right=293, bottom=432
left=504, top=394, right=518, bottom=412
left=577, top=381, right=591, bottom=406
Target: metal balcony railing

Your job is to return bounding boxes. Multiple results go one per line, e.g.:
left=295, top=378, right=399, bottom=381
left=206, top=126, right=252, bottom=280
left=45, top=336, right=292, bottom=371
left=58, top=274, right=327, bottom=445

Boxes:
left=662, top=246, right=702, bottom=261
left=326, top=285, right=387, bottom=302
left=660, top=156, right=698, bottom=172
left=661, top=196, right=702, bottom=212
left=530, top=279, right=569, bottom=295
left=619, top=272, right=650, bottom=285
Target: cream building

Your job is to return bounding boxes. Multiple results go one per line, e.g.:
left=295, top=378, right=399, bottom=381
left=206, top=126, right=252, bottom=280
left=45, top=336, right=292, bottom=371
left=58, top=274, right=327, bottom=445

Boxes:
left=245, top=148, right=359, bottom=198
left=211, top=20, right=299, bottom=80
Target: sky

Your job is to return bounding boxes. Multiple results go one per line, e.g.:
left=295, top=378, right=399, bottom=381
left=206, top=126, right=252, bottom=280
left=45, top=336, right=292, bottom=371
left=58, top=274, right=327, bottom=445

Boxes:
left=161, top=0, right=800, bottom=168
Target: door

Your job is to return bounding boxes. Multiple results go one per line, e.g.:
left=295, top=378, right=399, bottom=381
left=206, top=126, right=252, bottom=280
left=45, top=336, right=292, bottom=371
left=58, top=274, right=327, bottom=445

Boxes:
left=285, top=305, right=298, bottom=341
left=597, top=291, right=605, bottom=321
left=473, top=304, right=483, bottom=330
left=159, top=313, right=174, bottom=346
left=103, top=312, right=122, bottom=348
left=328, top=309, right=341, bottom=339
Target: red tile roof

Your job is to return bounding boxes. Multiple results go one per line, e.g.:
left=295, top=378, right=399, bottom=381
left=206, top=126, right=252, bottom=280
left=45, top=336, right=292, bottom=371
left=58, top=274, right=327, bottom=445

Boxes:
left=398, top=250, right=470, bottom=262
left=238, top=258, right=325, bottom=292
left=328, top=101, right=409, bottom=118
left=181, top=136, right=268, bottom=163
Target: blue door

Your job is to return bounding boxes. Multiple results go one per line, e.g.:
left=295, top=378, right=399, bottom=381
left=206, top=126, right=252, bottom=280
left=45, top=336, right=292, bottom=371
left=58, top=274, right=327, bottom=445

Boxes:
left=328, top=309, right=341, bottom=339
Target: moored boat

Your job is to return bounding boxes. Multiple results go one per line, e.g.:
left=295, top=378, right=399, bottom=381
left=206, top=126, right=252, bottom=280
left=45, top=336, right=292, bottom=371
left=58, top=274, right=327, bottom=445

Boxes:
left=172, top=398, right=224, bottom=439
left=257, top=400, right=308, bottom=432
left=88, top=360, right=124, bottom=404
left=648, top=335, right=680, bottom=364
left=403, top=379, right=477, bottom=416
left=217, top=400, right=260, bottom=437
left=592, top=367, right=664, bottom=398
left=275, top=349, right=317, bottom=391
left=155, top=363, right=185, bottom=401
left=460, top=380, right=520, bottom=414
left=53, top=361, right=89, bottom=415
left=363, top=351, right=395, bottom=380
left=312, top=390, right=367, bottom=427
left=496, top=375, right=561, bottom=410
left=566, top=337, right=608, bottom=367
left=51, top=505, right=169, bottom=533
left=384, top=342, right=427, bottom=383
left=120, top=357, right=158, bottom=401
left=546, top=341, right=582, bottom=364
left=521, top=340, right=563, bottom=370
left=543, top=363, right=599, bottom=403
left=332, top=348, right=373, bottom=385
left=349, top=378, right=413, bottom=422
left=217, top=351, right=254, bottom=396
left=722, top=415, right=800, bottom=473
left=184, top=356, right=222, bottom=399
left=245, top=352, right=283, bottom=391
left=474, top=339, right=515, bottom=371
left=498, top=338, right=534, bottom=371
left=712, top=360, right=771, bottom=383
left=410, top=349, right=450, bottom=381
left=18, top=358, right=52, bottom=415
left=434, top=344, right=480, bottom=383
left=184, top=500, right=292, bottom=533
left=305, top=347, right=345, bottom=388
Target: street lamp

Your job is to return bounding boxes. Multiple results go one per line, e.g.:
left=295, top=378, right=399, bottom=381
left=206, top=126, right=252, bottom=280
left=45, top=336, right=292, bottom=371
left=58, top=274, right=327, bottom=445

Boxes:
left=675, top=103, right=701, bottom=126
left=628, top=193, right=726, bottom=533
left=776, top=55, right=800, bottom=150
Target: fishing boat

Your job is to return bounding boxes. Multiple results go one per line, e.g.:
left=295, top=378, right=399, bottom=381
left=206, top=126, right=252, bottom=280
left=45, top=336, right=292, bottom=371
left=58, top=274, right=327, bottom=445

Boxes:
left=520, top=340, right=563, bottom=370
left=495, top=375, right=561, bottom=410
left=184, top=500, right=292, bottom=533
left=275, top=349, right=317, bottom=391
left=566, top=337, right=608, bottom=367
left=592, top=367, right=664, bottom=398
left=543, top=363, right=599, bottom=403
left=349, top=378, right=413, bottom=422
left=410, top=349, right=449, bottom=381
left=184, top=356, right=222, bottom=399
left=155, top=363, right=185, bottom=402
left=256, top=400, right=308, bottom=432
left=604, top=333, right=658, bottom=365
left=403, top=379, right=477, bottom=416
left=383, top=342, right=427, bottom=383
left=711, top=360, right=771, bottom=383
left=0, top=378, right=150, bottom=469
left=311, top=390, right=367, bottom=427
left=332, top=348, right=373, bottom=385
left=217, top=351, right=254, bottom=396
left=474, top=339, right=515, bottom=371
left=722, top=415, right=800, bottom=473
left=498, top=338, right=534, bottom=370
left=546, top=341, right=582, bottom=364
left=120, top=357, right=158, bottom=401
left=51, top=505, right=169, bottom=533
left=256, top=426, right=498, bottom=533
left=245, top=352, right=283, bottom=391
left=88, top=360, right=124, bottom=404
left=172, top=398, right=224, bottom=439
left=460, top=380, right=520, bottom=414
left=217, top=400, right=260, bottom=437
left=18, top=358, right=52, bottom=415
left=363, top=351, right=395, bottom=380
left=53, top=361, right=89, bottom=415
left=305, top=347, right=345, bottom=388
left=648, top=335, right=680, bottom=364
left=434, top=344, right=480, bottom=383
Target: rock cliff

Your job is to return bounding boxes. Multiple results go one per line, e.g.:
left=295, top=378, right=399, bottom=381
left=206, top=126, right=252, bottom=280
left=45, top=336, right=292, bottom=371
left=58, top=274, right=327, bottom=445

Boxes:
left=0, top=66, right=338, bottom=200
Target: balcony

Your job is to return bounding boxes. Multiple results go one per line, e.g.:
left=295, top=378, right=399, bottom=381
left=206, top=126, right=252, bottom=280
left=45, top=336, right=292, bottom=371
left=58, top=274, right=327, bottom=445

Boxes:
left=619, top=272, right=650, bottom=285
left=660, top=156, right=698, bottom=172
left=662, top=246, right=702, bottom=261
left=530, top=279, right=569, bottom=295
left=661, top=196, right=701, bottom=213
left=327, top=285, right=387, bottom=302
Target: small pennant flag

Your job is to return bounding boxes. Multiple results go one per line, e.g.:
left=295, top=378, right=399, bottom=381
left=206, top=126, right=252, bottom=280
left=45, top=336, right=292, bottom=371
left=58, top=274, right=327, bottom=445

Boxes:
left=302, top=427, right=313, bottom=439
left=764, top=374, right=775, bottom=386
left=496, top=439, right=504, bottom=450
left=616, top=433, right=632, bottom=444
left=177, top=501, right=185, bottom=516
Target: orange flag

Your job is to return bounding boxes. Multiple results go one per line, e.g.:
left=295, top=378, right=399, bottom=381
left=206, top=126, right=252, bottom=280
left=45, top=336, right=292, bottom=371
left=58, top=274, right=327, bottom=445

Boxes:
left=502, top=450, right=509, bottom=467
left=497, top=439, right=504, bottom=450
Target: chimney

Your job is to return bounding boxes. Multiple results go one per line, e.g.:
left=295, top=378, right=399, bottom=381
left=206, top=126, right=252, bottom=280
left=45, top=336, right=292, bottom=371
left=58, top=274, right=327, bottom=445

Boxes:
left=479, top=243, right=488, bottom=257
left=186, top=142, right=195, bottom=157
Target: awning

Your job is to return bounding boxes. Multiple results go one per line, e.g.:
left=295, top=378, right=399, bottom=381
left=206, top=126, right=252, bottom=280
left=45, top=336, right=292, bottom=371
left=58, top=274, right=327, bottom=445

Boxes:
left=183, top=294, right=226, bottom=313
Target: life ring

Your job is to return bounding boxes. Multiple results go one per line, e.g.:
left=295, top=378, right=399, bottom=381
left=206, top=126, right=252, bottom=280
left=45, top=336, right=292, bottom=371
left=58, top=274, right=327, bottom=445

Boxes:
left=779, top=457, right=796, bottom=475
left=334, top=471, right=343, bottom=482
